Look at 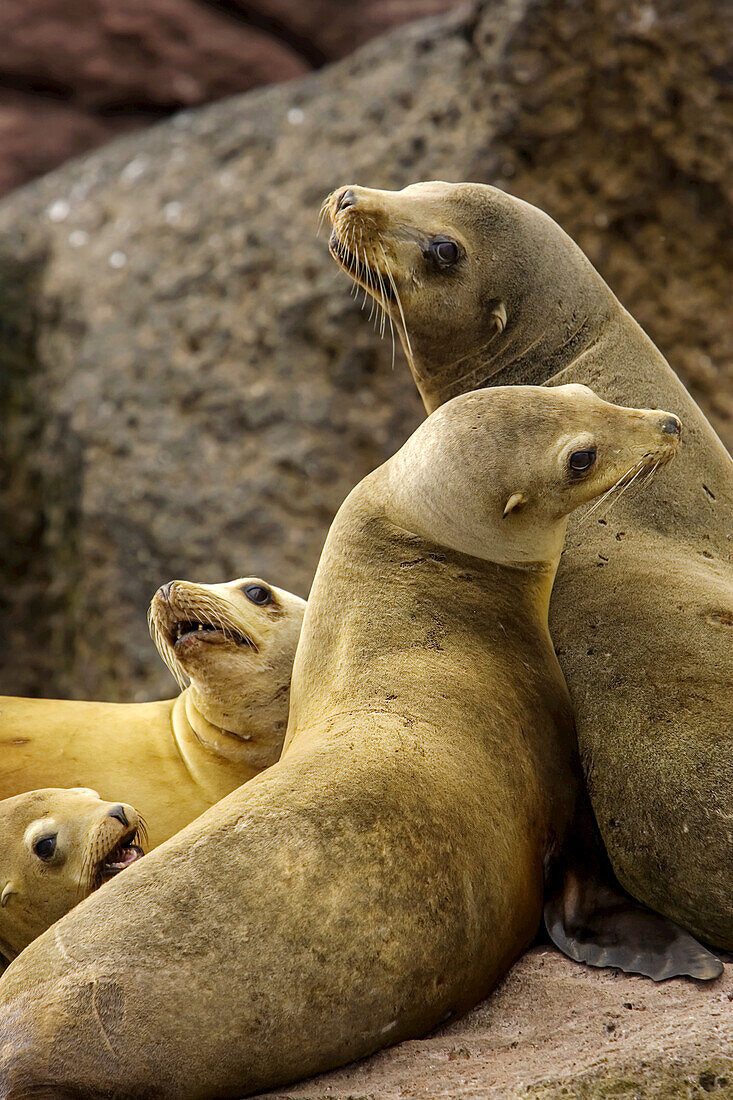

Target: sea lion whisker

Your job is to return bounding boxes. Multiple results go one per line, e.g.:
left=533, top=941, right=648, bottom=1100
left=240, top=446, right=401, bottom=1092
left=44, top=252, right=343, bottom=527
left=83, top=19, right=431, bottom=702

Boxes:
left=379, top=244, right=413, bottom=367
left=374, top=258, right=390, bottom=340
left=580, top=461, right=645, bottom=525
left=149, top=614, right=190, bottom=688
left=316, top=198, right=330, bottom=238
left=584, top=467, right=640, bottom=521
left=348, top=226, right=365, bottom=305
left=602, top=460, right=650, bottom=517
left=356, top=229, right=378, bottom=325
left=344, top=224, right=359, bottom=298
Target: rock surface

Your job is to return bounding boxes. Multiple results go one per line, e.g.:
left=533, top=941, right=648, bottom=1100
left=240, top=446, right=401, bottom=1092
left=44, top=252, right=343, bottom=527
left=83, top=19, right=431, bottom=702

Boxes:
left=258, top=948, right=733, bottom=1100
left=0, top=0, right=731, bottom=706
left=0, top=0, right=458, bottom=195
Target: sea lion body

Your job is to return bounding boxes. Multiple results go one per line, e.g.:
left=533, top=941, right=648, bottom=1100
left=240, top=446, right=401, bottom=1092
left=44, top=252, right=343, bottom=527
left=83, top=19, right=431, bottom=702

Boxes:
left=0, top=696, right=231, bottom=850
left=0, top=578, right=305, bottom=849
left=0, top=788, right=145, bottom=961
left=0, top=386, right=699, bottom=1099
left=328, top=181, right=733, bottom=948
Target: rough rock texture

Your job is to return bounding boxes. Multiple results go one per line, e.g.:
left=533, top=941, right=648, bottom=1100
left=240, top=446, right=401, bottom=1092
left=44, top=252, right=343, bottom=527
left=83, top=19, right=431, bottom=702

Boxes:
left=0, top=0, right=458, bottom=196
left=258, top=948, right=733, bottom=1100
left=0, top=0, right=731, bottom=703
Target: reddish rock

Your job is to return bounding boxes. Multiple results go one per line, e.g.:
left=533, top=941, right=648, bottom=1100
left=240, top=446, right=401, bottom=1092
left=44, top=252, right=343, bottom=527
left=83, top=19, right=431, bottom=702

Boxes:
left=0, top=0, right=460, bottom=195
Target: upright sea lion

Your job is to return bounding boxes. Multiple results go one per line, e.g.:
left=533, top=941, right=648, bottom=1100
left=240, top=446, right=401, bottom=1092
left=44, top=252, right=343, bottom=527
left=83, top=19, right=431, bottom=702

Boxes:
left=326, top=181, right=733, bottom=950
left=0, top=788, right=144, bottom=962
left=0, top=386, right=718, bottom=1100
left=0, top=577, right=305, bottom=848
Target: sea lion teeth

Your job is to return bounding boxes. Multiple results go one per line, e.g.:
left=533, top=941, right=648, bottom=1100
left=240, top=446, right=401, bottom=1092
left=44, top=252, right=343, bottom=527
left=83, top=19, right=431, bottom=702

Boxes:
left=0, top=577, right=306, bottom=851
left=100, top=833, right=145, bottom=878
left=328, top=179, right=733, bottom=952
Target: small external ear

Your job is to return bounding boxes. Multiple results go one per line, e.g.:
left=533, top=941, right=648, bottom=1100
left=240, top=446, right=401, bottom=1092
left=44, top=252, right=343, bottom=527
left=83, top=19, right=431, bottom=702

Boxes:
left=1, top=883, right=16, bottom=908
left=490, top=299, right=507, bottom=334
left=503, top=492, right=527, bottom=518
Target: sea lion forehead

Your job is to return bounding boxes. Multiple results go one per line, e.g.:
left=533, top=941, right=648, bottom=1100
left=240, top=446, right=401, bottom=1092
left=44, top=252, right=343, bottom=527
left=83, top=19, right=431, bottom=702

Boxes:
left=1, top=788, right=102, bottom=829
left=0, top=790, right=52, bottom=829
left=358, top=180, right=527, bottom=232
left=439, top=383, right=603, bottom=425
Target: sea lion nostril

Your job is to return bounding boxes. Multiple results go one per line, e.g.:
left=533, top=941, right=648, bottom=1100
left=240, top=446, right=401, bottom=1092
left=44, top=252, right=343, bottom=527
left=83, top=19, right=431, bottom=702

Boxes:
left=660, top=415, right=681, bottom=436
left=108, top=806, right=129, bottom=828
left=158, top=581, right=174, bottom=601
left=336, top=188, right=356, bottom=212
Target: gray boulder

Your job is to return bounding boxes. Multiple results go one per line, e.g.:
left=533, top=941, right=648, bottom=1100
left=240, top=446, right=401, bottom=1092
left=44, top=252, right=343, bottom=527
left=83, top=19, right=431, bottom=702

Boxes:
left=0, top=0, right=731, bottom=702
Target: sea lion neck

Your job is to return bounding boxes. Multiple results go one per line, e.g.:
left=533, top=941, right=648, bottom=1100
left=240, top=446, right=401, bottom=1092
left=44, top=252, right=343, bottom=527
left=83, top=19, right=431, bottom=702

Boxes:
left=173, top=691, right=281, bottom=774
left=287, top=497, right=559, bottom=740
left=409, top=258, right=613, bottom=414
left=416, top=308, right=605, bottom=413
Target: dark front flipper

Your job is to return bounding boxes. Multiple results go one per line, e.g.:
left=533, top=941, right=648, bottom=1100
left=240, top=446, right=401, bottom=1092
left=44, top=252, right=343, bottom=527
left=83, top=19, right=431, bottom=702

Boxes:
left=544, top=801, right=723, bottom=982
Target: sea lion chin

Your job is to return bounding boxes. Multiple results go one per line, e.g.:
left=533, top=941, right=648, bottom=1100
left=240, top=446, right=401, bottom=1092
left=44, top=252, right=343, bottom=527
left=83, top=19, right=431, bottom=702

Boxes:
left=327, top=179, right=733, bottom=952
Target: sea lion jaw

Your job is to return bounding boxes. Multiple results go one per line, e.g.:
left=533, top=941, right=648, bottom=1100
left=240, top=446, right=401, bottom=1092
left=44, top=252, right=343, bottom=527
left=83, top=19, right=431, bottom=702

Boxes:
left=384, top=384, right=680, bottom=568
left=149, top=576, right=306, bottom=737
left=0, top=790, right=145, bottom=960
left=326, top=182, right=604, bottom=412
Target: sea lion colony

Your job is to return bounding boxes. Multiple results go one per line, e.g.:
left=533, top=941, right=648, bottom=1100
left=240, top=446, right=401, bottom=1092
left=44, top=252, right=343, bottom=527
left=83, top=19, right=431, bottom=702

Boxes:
left=0, top=183, right=729, bottom=1097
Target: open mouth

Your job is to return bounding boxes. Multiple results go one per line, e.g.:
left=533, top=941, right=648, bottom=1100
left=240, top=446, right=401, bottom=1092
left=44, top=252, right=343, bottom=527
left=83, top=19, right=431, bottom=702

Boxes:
left=329, top=231, right=396, bottom=301
left=97, top=830, right=145, bottom=883
left=169, top=619, right=254, bottom=649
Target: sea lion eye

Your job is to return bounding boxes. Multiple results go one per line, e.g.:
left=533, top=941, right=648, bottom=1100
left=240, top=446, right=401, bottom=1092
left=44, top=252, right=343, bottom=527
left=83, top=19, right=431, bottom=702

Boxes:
left=33, top=835, right=57, bottom=861
left=243, top=584, right=272, bottom=606
left=569, top=448, right=597, bottom=473
left=428, top=237, right=459, bottom=268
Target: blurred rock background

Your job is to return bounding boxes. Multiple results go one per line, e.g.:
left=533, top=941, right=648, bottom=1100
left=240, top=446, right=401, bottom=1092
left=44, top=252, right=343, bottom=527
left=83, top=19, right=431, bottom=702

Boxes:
left=1, top=0, right=731, bottom=702
left=0, top=0, right=458, bottom=197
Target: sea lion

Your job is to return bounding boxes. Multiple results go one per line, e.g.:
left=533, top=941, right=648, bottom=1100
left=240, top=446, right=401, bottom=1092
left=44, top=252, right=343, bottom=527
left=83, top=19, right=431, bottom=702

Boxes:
left=326, top=180, right=733, bottom=949
left=0, top=788, right=145, bottom=962
left=0, top=385, right=718, bottom=1100
left=0, top=577, right=305, bottom=848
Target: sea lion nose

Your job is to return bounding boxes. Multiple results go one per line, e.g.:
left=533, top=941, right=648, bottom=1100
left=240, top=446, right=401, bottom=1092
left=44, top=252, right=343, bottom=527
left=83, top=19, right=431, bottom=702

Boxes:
left=659, top=414, right=681, bottom=436
left=158, top=581, right=174, bottom=602
left=336, top=188, right=356, bottom=212
left=108, top=806, right=129, bottom=828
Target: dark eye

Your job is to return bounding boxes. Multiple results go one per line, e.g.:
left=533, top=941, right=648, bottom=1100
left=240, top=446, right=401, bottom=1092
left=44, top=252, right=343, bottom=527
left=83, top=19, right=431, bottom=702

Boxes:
left=243, top=584, right=271, bottom=606
left=569, top=447, right=597, bottom=473
left=428, top=237, right=460, bottom=268
left=33, top=835, right=57, bottom=861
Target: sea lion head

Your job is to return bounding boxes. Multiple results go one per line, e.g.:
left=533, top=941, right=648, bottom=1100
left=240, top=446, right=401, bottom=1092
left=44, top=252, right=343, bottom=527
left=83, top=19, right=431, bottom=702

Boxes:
left=384, top=383, right=681, bottom=566
left=149, top=576, right=306, bottom=738
left=0, top=788, right=144, bottom=961
left=326, top=182, right=608, bottom=411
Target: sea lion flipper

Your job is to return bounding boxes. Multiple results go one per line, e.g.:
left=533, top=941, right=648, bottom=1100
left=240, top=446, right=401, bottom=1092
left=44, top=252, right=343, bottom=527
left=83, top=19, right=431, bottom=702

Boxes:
left=544, top=865, right=723, bottom=981
left=544, top=808, right=723, bottom=981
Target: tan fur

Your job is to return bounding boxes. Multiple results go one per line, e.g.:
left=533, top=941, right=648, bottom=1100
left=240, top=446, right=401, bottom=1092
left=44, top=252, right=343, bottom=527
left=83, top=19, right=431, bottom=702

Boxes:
left=0, top=386, right=679, bottom=1098
left=0, top=578, right=305, bottom=848
left=0, top=789, right=143, bottom=961
left=327, top=181, right=733, bottom=949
